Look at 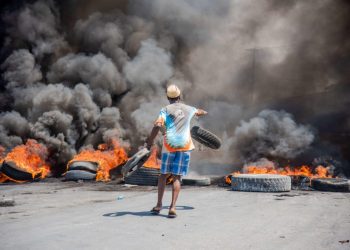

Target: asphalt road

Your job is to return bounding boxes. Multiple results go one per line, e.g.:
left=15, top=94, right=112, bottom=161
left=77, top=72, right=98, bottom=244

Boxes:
left=0, top=181, right=349, bottom=250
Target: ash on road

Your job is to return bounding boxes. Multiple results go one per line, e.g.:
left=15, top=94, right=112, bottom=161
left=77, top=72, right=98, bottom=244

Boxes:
left=0, top=180, right=349, bottom=250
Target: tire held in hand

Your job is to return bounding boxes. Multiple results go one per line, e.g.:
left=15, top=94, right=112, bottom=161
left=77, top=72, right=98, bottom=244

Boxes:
left=191, top=126, right=222, bottom=149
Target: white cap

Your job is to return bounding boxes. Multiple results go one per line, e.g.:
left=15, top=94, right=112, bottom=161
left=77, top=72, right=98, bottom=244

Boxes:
left=166, top=84, right=181, bottom=98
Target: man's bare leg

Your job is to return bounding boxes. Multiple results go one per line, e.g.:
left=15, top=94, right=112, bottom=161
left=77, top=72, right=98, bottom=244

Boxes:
left=154, top=174, right=168, bottom=210
left=169, top=175, right=181, bottom=213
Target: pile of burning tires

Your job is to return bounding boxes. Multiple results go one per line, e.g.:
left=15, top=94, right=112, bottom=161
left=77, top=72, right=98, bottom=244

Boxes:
left=65, top=161, right=98, bottom=181
left=230, top=174, right=350, bottom=192
left=121, top=148, right=160, bottom=186
left=1, top=161, right=43, bottom=182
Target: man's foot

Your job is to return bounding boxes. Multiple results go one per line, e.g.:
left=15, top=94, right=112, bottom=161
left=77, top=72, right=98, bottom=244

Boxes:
left=150, top=205, right=162, bottom=215
left=168, top=207, right=177, bottom=218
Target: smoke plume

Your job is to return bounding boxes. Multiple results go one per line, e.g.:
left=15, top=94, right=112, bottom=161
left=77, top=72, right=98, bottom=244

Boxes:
left=48, top=53, right=126, bottom=95
left=3, top=0, right=68, bottom=58
left=230, top=110, right=315, bottom=162
left=1, top=49, right=42, bottom=89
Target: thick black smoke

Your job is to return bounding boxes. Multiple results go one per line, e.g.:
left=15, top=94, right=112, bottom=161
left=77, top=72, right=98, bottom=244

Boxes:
left=0, top=0, right=349, bottom=176
left=230, top=110, right=315, bottom=161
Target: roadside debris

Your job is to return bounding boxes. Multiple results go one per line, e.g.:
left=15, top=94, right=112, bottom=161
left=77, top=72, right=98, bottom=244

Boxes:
left=122, top=184, right=138, bottom=188
left=0, top=198, right=15, bottom=207
left=182, top=177, right=211, bottom=186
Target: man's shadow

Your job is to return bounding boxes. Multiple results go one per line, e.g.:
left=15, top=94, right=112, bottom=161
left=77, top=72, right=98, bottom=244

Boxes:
left=103, top=205, right=194, bottom=218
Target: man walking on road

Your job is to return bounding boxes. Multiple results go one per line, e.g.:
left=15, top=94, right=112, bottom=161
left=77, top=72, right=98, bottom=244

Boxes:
left=146, top=83, right=207, bottom=218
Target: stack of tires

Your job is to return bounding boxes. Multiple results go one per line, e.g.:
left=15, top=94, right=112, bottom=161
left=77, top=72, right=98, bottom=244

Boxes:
left=122, top=148, right=159, bottom=186
left=124, top=167, right=160, bottom=186
left=65, top=161, right=98, bottom=181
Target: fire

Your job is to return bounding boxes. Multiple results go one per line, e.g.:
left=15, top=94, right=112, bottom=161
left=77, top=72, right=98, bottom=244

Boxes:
left=0, top=145, right=5, bottom=165
left=0, top=146, right=9, bottom=183
left=67, top=139, right=128, bottom=181
left=0, top=145, right=8, bottom=183
left=143, top=147, right=161, bottom=169
left=1, top=140, right=50, bottom=182
left=142, top=147, right=174, bottom=184
left=0, top=174, right=9, bottom=183
left=225, top=164, right=332, bottom=185
left=225, top=175, right=232, bottom=185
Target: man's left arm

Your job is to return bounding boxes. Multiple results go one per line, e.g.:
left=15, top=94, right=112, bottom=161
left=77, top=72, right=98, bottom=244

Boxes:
left=146, top=125, right=161, bottom=149
left=146, top=109, right=165, bottom=149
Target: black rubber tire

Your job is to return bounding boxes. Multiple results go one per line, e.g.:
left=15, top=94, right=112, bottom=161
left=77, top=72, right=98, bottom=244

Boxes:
left=182, top=177, right=211, bottom=186
left=122, top=148, right=150, bottom=177
left=311, top=178, right=350, bottom=192
left=1, top=161, right=41, bottom=181
left=191, top=126, right=221, bottom=149
left=68, top=161, right=98, bottom=173
left=231, top=174, right=291, bottom=192
left=124, top=167, right=159, bottom=186
left=64, top=170, right=96, bottom=181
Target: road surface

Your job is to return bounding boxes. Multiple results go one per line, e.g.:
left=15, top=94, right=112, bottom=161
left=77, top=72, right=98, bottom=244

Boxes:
left=0, top=180, right=349, bottom=250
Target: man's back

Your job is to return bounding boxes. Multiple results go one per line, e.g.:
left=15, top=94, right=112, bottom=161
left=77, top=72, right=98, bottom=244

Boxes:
left=157, top=102, right=197, bottom=152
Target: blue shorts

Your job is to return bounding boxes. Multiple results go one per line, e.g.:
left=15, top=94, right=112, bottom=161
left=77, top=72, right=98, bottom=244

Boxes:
left=161, top=151, right=191, bottom=176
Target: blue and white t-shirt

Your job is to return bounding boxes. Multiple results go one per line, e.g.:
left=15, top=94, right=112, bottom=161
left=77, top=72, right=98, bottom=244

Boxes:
left=155, top=103, right=197, bottom=152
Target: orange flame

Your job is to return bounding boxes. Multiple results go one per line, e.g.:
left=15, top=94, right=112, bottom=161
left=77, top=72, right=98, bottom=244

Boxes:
left=67, top=139, right=128, bottom=181
left=142, top=147, right=175, bottom=184
left=0, top=145, right=5, bottom=165
left=0, top=146, right=9, bottom=183
left=2, top=140, right=50, bottom=182
left=0, top=174, right=8, bottom=183
left=143, top=147, right=161, bottom=169
left=225, top=164, right=332, bottom=185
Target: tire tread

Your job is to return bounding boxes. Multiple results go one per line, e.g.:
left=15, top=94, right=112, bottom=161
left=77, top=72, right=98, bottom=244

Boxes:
left=191, top=126, right=221, bottom=149
left=231, top=174, right=291, bottom=192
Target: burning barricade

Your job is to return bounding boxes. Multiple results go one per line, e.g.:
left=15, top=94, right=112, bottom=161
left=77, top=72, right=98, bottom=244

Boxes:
left=0, top=140, right=50, bottom=183
left=225, top=159, right=349, bottom=192
left=123, top=147, right=162, bottom=186
left=121, top=146, right=177, bottom=186
left=0, top=137, right=166, bottom=186
left=225, top=164, right=332, bottom=185
left=66, top=139, right=128, bottom=181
